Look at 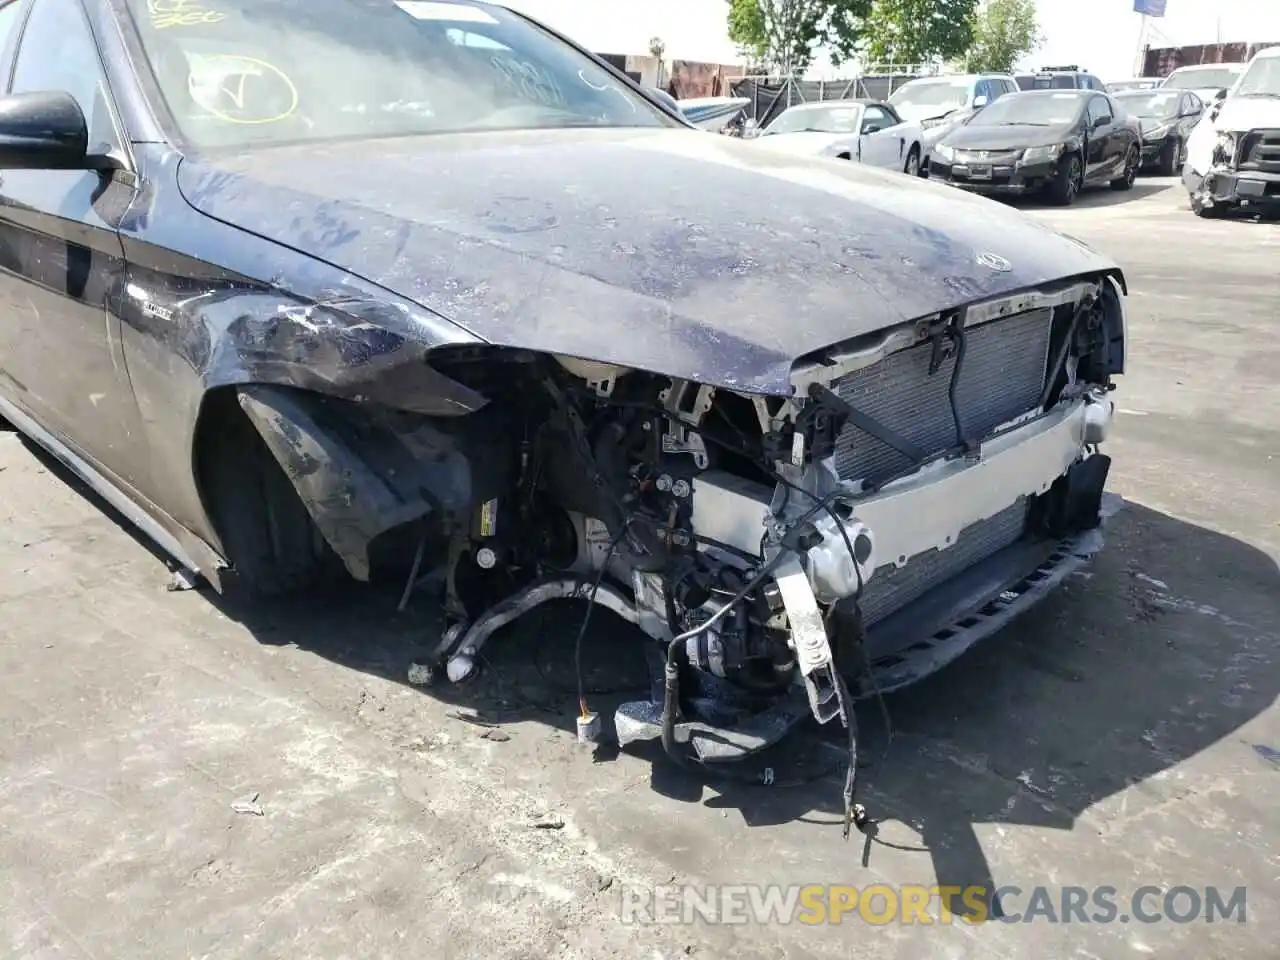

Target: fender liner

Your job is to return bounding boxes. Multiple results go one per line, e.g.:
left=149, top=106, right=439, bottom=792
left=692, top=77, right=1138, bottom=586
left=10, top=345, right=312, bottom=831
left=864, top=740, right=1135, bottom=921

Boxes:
left=237, top=384, right=487, bottom=580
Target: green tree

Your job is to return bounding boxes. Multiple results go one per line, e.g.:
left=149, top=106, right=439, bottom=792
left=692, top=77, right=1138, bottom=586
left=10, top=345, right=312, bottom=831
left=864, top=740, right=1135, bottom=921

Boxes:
left=964, top=0, right=1042, bottom=73
left=861, top=0, right=977, bottom=66
left=727, top=0, right=872, bottom=76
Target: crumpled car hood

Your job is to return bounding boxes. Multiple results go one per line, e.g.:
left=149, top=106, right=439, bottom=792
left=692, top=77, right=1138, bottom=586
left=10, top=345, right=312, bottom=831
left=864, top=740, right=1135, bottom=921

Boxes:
left=178, top=127, right=1118, bottom=395
left=1186, top=96, right=1280, bottom=174
left=1207, top=96, right=1280, bottom=134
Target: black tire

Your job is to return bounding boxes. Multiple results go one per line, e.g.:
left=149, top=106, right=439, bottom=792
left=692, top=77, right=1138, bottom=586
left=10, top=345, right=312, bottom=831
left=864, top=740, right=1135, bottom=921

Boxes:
left=1045, top=153, right=1082, bottom=206
left=1158, top=139, right=1179, bottom=176
left=1110, top=146, right=1139, bottom=190
left=202, top=400, right=337, bottom=596
left=903, top=144, right=921, bottom=177
left=1189, top=193, right=1225, bottom=219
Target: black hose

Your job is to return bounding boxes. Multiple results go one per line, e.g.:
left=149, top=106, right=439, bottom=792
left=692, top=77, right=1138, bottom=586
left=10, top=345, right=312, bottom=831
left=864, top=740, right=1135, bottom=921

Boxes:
left=946, top=320, right=969, bottom=450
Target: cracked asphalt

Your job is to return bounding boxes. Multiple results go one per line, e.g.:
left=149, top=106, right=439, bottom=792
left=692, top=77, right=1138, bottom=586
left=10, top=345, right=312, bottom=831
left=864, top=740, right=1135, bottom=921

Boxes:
left=1, top=177, right=1277, bottom=959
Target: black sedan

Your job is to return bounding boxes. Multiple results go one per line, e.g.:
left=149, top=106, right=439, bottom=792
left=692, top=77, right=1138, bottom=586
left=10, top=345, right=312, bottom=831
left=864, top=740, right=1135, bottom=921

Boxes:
left=0, top=0, right=1128, bottom=772
left=929, top=90, right=1143, bottom=205
left=1112, top=89, right=1205, bottom=175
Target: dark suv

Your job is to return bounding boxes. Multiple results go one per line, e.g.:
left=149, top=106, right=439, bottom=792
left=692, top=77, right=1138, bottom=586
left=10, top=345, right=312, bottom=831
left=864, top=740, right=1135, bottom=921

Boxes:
left=1016, top=66, right=1109, bottom=92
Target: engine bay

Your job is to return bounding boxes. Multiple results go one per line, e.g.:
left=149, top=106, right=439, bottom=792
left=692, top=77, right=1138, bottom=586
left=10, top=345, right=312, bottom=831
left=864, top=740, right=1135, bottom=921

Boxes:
left=240, top=277, right=1126, bottom=836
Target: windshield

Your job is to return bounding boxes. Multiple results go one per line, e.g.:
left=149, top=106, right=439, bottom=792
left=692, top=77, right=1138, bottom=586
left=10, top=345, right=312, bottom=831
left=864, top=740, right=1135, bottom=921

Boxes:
left=763, top=104, right=863, bottom=134
left=1234, top=56, right=1280, bottom=97
left=125, top=0, right=672, bottom=150
left=1114, top=91, right=1183, bottom=116
left=967, top=92, right=1084, bottom=126
left=889, top=79, right=972, bottom=109
left=1163, top=66, right=1241, bottom=90
left=1032, top=75, right=1078, bottom=89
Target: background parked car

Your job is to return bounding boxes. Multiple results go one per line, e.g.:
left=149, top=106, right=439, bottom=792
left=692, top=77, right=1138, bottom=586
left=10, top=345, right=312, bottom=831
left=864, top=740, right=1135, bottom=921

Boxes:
left=752, top=100, right=926, bottom=176
left=887, top=73, right=1019, bottom=126
left=887, top=73, right=1017, bottom=166
left=1113, top=89, right=1205, bottom=175
left=1160, top=63, right=1248, bottom=107
left=929, top=89, right=1142, bottom=205
left=1109, top=78, right=1163, bottom=93
left=1016, top=66, right=1110, bottom=92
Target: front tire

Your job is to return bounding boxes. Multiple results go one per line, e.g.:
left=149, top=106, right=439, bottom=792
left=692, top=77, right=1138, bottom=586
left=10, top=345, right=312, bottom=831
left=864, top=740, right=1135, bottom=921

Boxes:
left=1158, top=139, right=1180, bottom=176
left=201, top=398, right=337, bottom=596
left=1111, top=146, right=1140, bottom=190
left=903, top=144, right=921, bottom=177
left=1046, top=153, right=1082, bottom=206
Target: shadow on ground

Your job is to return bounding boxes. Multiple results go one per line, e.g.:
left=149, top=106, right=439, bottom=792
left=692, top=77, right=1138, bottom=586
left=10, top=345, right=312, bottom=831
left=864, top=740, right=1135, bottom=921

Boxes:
left=999, top=180, right=1173, bottom=211
left=16, top=433, right=1280, bottom=924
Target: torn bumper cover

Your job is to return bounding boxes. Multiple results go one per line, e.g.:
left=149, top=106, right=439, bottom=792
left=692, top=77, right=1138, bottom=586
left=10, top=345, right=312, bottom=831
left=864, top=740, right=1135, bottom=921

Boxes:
left=1184, top=126, right=1280, bottom=211
left=1184, top=163, right=1280, bottom=208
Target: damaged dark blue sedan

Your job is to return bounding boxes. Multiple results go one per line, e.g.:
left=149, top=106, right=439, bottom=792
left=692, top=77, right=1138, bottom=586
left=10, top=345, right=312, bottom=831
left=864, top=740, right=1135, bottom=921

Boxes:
left=0, top=0, right=1127, bottom=798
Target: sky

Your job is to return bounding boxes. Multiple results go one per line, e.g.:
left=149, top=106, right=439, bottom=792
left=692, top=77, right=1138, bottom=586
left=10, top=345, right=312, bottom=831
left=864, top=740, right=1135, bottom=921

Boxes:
left=500, top=0, right=1280, bottom=81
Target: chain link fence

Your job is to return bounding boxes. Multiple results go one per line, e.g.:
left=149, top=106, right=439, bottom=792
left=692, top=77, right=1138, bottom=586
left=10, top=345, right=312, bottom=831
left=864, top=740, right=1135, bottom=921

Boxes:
left=730, top=64, right=941, bottom=126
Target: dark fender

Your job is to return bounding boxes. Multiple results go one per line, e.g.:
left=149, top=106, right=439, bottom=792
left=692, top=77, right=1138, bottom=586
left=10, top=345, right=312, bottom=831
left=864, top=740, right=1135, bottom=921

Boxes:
left=115, top=144, right=486, bottom=585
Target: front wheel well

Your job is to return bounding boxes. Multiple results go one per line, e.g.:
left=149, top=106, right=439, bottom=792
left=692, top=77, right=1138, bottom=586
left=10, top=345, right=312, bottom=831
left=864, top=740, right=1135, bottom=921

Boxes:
left=193, top=386, right=337, bottom=595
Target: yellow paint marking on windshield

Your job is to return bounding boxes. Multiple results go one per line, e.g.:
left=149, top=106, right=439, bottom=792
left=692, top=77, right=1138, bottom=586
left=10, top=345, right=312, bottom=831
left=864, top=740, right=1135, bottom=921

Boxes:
left=148, top=0, right=226, bottom=29
left=188, top=55, right=299, bottom=124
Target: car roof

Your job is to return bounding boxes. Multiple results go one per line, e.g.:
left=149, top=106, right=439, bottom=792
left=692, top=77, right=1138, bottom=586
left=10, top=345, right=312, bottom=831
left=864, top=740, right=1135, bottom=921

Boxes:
left=1167, top=62, right=1245, bottom=73
left=1011, top=88, right=1091, bottom=97
left=1251, top=45, right=1280, bottom=59
left=782, top=99, right=876, bottom=110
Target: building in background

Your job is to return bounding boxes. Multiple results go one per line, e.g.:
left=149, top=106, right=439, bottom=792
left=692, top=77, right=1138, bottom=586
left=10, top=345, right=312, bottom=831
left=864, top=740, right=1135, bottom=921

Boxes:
left=1142, top=41, right=1280, bottom=77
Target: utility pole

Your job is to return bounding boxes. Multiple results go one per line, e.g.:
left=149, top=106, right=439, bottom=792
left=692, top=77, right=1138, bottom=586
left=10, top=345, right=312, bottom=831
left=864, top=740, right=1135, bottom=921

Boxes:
left=1134, top=13, right=1149, bottom=76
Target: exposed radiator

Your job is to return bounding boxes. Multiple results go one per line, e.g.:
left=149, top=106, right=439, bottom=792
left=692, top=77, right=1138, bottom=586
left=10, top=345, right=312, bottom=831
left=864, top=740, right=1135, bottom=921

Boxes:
left=831, top=308, right=1053, bottom=487
left=858, top=498, right=1030, bottom=627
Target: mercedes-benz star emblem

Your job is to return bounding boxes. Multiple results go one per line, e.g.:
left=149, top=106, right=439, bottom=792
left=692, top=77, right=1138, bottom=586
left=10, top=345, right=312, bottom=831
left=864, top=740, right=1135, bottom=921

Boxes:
left=976, top=252, right=1012, bottom=272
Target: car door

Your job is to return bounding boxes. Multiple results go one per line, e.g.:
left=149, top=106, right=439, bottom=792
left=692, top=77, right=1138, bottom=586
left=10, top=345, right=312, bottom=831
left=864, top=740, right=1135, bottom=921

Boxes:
left=0, top=0, right=149, bottom=488
left=1084, top=95, right=1123, bottom=181
left=1179, top=93, right=1203, bottom=138
left=859, top=104, right=906, bottom=169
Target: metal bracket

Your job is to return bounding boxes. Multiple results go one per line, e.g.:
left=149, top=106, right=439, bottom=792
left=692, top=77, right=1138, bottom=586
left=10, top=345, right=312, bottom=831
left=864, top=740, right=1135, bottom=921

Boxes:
left=772, top=553, right=845, bottom=726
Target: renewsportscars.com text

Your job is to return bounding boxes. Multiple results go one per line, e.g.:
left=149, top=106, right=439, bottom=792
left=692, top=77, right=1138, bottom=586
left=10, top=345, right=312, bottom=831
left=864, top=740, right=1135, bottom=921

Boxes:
left=619, top=884, right=1247, bottom=926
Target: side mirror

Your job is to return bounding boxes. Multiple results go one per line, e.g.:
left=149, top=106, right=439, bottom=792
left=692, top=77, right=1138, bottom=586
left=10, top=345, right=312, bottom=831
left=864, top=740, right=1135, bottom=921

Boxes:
left=861, top=122, right=885, bottom=135
left=0, top=91, right=96, bottom=170
left=1213, top=87, right=1229, bottom=102
left=1092, top=115, right=1111, bottom=131
left=742, top=118, right=760, bottom=138
left=972, top=94, right=989, bottom=108
left=647, top=87, right=680, bottom=115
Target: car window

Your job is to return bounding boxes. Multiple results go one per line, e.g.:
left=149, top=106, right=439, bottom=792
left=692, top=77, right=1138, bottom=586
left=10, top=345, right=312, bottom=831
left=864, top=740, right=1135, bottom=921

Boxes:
left=123, top=0, right=672, bottom=151
left=764, top=103, right=863, bottom=135
left=0, top=0, right=23, bottom=53
left=862, top=105, right=893, bottom=130
left=1086, top=96, right=1111, bottom=125
left=9, top=0, right=119, bottom=150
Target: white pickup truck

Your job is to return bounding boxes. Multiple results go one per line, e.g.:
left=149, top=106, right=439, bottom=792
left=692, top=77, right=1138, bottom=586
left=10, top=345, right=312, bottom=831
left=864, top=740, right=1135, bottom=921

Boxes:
left=1183, top=47, right=1280, bottom=217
